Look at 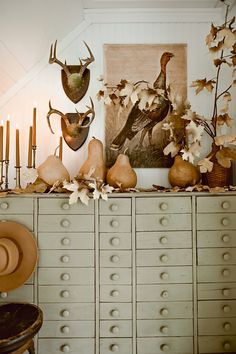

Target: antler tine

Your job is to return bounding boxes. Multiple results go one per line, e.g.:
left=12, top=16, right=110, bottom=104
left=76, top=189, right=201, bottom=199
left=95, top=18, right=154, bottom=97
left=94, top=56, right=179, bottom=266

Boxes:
left=47, top=100, right=66, bottom=134
left=79, top=41, right=95, bottom=77
left=78, top=98, right=95, bottom=129
left=49, top=40, right=71, bottom=77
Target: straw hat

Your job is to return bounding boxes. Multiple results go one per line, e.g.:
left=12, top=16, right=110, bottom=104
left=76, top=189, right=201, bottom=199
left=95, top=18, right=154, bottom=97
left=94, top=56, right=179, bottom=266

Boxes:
left=0, top=221, right=38, bottom=292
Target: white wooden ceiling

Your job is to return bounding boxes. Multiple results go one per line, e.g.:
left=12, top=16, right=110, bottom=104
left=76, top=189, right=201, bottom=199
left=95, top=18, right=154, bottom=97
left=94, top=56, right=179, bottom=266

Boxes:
left=0, top=0, right=235, bottom=100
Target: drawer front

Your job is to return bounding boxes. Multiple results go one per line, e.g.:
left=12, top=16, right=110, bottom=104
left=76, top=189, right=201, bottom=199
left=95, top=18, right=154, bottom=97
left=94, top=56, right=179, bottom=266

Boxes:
left=38, top=250, right=94, bottom=267
left=136, top=197, right=191, bottom=214
left=198, top=318, right=236, bottom=335
left=100, top=320, right=132, bottom=337
left=198, top=265, right=236, bottom=282
left=137, top=284, right=192, bottom=302
left=100, top=233, right=131, bottom=250
left=197, top=213, right=236, bottom=230
left=40, top=320, right=95, bottom=338
left=38, top=285, right=94, bottom=302
left=100, top=268, right=131, bottom=284
left=38, top=215, right=94, bottom=232
left=137, top=249, right=192, bottom=266
left=38, top=268, right=94, bottom=285
left=137, top=266, right=192, bottom=284
left=0, top=285, right=33, bottom=303
left=197, top=196, right=236, bottom=213
left=100, top=303, right=132, bottom=320
left=198, top=336, right=236, bottom=353
left=198, top=300, right=236, bottom=318
left=100, top=285, right=132, bottom=302
left=0, top=215, right=33, bottom=230
left=100, top=251, right=131, bottom=268
left=136, top=231, right=192, bottom=249
left=39, top=198, right=94, bottom=214
left=137, top=319, right=193, bottom=336
left=198, top=283, right=236, bottom=300
left=198, top=248, right=236, bottom=265
left=137, top=337, right=193, bottom=354
left=137, top=302, right=193, bottom=319
left=40, top=303, right=95, bottom=320
left=99, top=198, right=131, bottom=215
left=38, top=338, right=95, bottom=354
left=197, top=230, right=236, bottom=248
left=0, top=198, right=33, bottom=214
left=38, top=233, right=94, bottom=250
left=99, top=216, right=131, bottom=233
left=136, top=214, right=191, bottom=231
left=100, top=338, right=132, bottom=354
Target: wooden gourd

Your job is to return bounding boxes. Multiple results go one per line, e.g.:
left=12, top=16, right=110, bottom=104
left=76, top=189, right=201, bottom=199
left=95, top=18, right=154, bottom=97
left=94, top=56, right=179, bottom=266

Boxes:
left=168, top=155, right=200, bottom=187
left=37, top=155, right=70, bottom=185
left=107, top=153, right=137, bottom=189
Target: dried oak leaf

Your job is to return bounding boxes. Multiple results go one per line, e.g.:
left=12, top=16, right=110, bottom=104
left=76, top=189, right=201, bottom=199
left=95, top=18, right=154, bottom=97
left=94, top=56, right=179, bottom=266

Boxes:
left=213, top=58, right=230, bottom=67
left=216, top=28, right=236, bottom=49
left=216, top=113, right=233, bottom=128
left=23, top=177, right=48, bottom=193
left=163, top=141, right=181, bottom=158
left=191, top=78, right=216, bottom=94
left=215, top=134, right=236, bottom=146
left=205, top=23, right=218, bottom=46
left=220, top=92, right=232, bottom=113
left=209, top=39, right=225, bottom=53
left=198, top=158, right=214, bottom=173
left=216, top=147, right=236, bottom=168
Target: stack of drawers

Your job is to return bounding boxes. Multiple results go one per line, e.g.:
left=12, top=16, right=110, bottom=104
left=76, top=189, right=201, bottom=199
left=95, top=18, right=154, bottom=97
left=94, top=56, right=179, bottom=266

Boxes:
left=0, top=197, right=34, bottom=303
left=197, top=196, right=236, bottom=354
left=37, top=198, right=95, bottom=354
left=135, top=196, right=193, bottom=354
left=99, top=198, right=132, bottom=354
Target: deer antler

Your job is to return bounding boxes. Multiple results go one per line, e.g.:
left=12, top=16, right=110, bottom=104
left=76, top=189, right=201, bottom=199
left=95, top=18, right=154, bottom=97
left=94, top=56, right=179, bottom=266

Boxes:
left=79, top=42, right=95, bottom=77
left=47, top=101, right=70, bottom=134
left=49, top=40, right=71, bottom=77
left=75, top=98, right=95, bottom=129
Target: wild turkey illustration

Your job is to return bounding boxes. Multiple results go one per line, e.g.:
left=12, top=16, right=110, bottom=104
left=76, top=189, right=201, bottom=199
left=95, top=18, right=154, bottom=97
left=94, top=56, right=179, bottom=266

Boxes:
left=110, top=52, right=174, bottom=150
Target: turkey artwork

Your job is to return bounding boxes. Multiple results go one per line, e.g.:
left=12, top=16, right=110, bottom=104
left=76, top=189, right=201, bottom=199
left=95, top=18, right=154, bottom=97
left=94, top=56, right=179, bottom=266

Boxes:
left=101, top=44, right=187, bottom=168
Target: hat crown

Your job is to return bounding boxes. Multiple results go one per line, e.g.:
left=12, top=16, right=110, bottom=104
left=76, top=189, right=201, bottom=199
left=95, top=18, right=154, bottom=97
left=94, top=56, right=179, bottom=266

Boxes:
left=0, top=238, right=19, bottom=276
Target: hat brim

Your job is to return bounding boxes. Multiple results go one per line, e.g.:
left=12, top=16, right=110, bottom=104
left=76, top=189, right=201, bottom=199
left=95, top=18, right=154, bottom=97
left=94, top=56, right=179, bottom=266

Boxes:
left=0, top=221, right=38, bottom=292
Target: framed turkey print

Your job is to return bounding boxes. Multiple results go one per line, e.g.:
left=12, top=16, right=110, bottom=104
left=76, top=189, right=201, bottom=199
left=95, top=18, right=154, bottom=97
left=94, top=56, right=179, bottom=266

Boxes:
left=103, top=43, right=187, bottom=168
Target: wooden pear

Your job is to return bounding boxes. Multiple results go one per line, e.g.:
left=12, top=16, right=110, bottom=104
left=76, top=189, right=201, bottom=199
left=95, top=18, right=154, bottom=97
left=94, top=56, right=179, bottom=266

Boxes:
left=168, top=155, right=200, bottom=187
left=78, top=137, right=106, bottom=181
left=107, top=153, right=137, bottom=189
left=37, top=155, right=70, bottom=185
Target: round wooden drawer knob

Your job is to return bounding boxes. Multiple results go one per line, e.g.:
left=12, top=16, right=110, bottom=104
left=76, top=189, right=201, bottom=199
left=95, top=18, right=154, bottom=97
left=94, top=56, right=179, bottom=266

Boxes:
left=61, top=219, right=70, bottom=228
left=111, top=237, right=120, bottom=246
left=110, top=344, right=119, bottom=352
left=160, top=237, right=168, bottom=244
left=111, top=309, right=119, bottom=318
left=61, top=290, right=70, bottom=298
left=223, top=252, right=231, bottom=261
left=160, top=326, right=169, bottom=334
left=61, top=310, right=70, bottom=318
left=223, top=305, right=231, bottom=313
left=60, top=344, right=70, bottom=352
left=222, top=269, right=230, bottom=277
left=160, top=308, right=169, bottom=316
left=61, top=255, right=70, bottom=263
left=110, top=326, right=119, bottom=334
left=61, top=326, right=70, bottom=334
left=221, top=218, right=230, bottom=226
left=0, top=202, right=9, bottom=210
left=0, top=292, right=8, bottom=298
left=161, top=290, right=169, bottom=299
left=111, top=290, right=119, bottom=297
left=160, top=255, right=168, bottom=263
left=222, top=201, right=230, bottom=210
left=223, top=322, right=231, bottom=331
left=222, top=288, right=230, bottom=296
left=61, top=202, right=70, bottom=210
left=111, top=255, right=120, bottom=263
left=160, top=272, right=169, bottom=280
left=110, top=204, right=119, bottom=212
left=160, top=203, right=168, bottom=211
left=61, top=273, right=70, bottom=281
left=222, top=234, right=230, bottom=243
left=223, top=342, right=231, bottom=350
left=160, top=217, right=168, bottom=226
left=111, top=273, right=120, bottom=281
left=61, top=238, right=71, bottom=246
left=160, top=344, right=170, bottom=352
left=111, top=220, right=119, bottom=228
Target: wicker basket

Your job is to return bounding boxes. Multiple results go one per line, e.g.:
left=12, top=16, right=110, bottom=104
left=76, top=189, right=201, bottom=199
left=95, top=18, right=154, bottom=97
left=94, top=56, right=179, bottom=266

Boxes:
left=202, top=157, right=232, bottom=187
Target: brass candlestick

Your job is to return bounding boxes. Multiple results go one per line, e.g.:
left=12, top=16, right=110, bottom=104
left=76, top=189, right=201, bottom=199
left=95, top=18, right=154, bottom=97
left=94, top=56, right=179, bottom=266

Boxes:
left=0, top=161, right=4, bottom=190
left=4, top=160, right=9, bottom=190
left=15, top=166, right=21, bottom=189
left=32, top=145, right=37, bottom=169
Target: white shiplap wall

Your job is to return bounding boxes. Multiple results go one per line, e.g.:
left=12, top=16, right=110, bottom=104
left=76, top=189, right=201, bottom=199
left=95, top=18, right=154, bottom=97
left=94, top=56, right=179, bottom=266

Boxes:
left=0, top=8, right=235, bottom=188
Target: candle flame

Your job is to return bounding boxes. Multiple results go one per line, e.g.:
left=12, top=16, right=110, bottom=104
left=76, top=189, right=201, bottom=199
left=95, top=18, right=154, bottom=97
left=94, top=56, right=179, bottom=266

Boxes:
left=16, top=123, right=19, bottom=129
left=1, top=120, right=3, bottom=126
left=7, top=114, right=10, bottom=120
left=33, top=102, right=37, bottom=108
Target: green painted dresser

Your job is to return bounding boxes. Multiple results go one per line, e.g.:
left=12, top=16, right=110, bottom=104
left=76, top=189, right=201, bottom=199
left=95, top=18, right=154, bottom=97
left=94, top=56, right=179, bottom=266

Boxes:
left=0, top=193, right=235, bottom=354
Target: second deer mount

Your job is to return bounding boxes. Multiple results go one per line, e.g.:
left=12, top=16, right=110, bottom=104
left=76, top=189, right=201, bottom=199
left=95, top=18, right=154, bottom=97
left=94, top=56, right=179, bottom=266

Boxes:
left=47, top=99, right=95, bottom=151
left=49, top=40, right=95, bottom=103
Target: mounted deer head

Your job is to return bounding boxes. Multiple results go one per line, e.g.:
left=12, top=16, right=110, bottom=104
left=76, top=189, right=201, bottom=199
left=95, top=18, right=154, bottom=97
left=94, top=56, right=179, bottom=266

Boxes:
left=49, top=40, right=95, bottom=103
left=47, top=98, right=95, bottom=151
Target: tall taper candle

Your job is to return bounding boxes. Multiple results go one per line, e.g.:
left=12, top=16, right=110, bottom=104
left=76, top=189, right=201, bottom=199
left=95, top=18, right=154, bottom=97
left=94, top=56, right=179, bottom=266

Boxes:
left=5, top=119, right=10, bottom=161
left=0, top=121, right=3, bottom=161
left=59, top=136, right=63, bottom=161
left=28, top=126, right=33, bottom=168
left=32, top=106, right=36, bottom=146
left=16, top=126, right=20, bottom=167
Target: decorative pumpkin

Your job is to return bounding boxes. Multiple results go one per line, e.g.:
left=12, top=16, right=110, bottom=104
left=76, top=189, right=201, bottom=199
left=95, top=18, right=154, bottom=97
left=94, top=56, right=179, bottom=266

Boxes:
left=106, top=152, right=137, bottom=189
left=37, top=155, right=70, bottom=185
left=168, top=155, right=200, bottom=187
left=78, top=137, right=106, bottom=181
